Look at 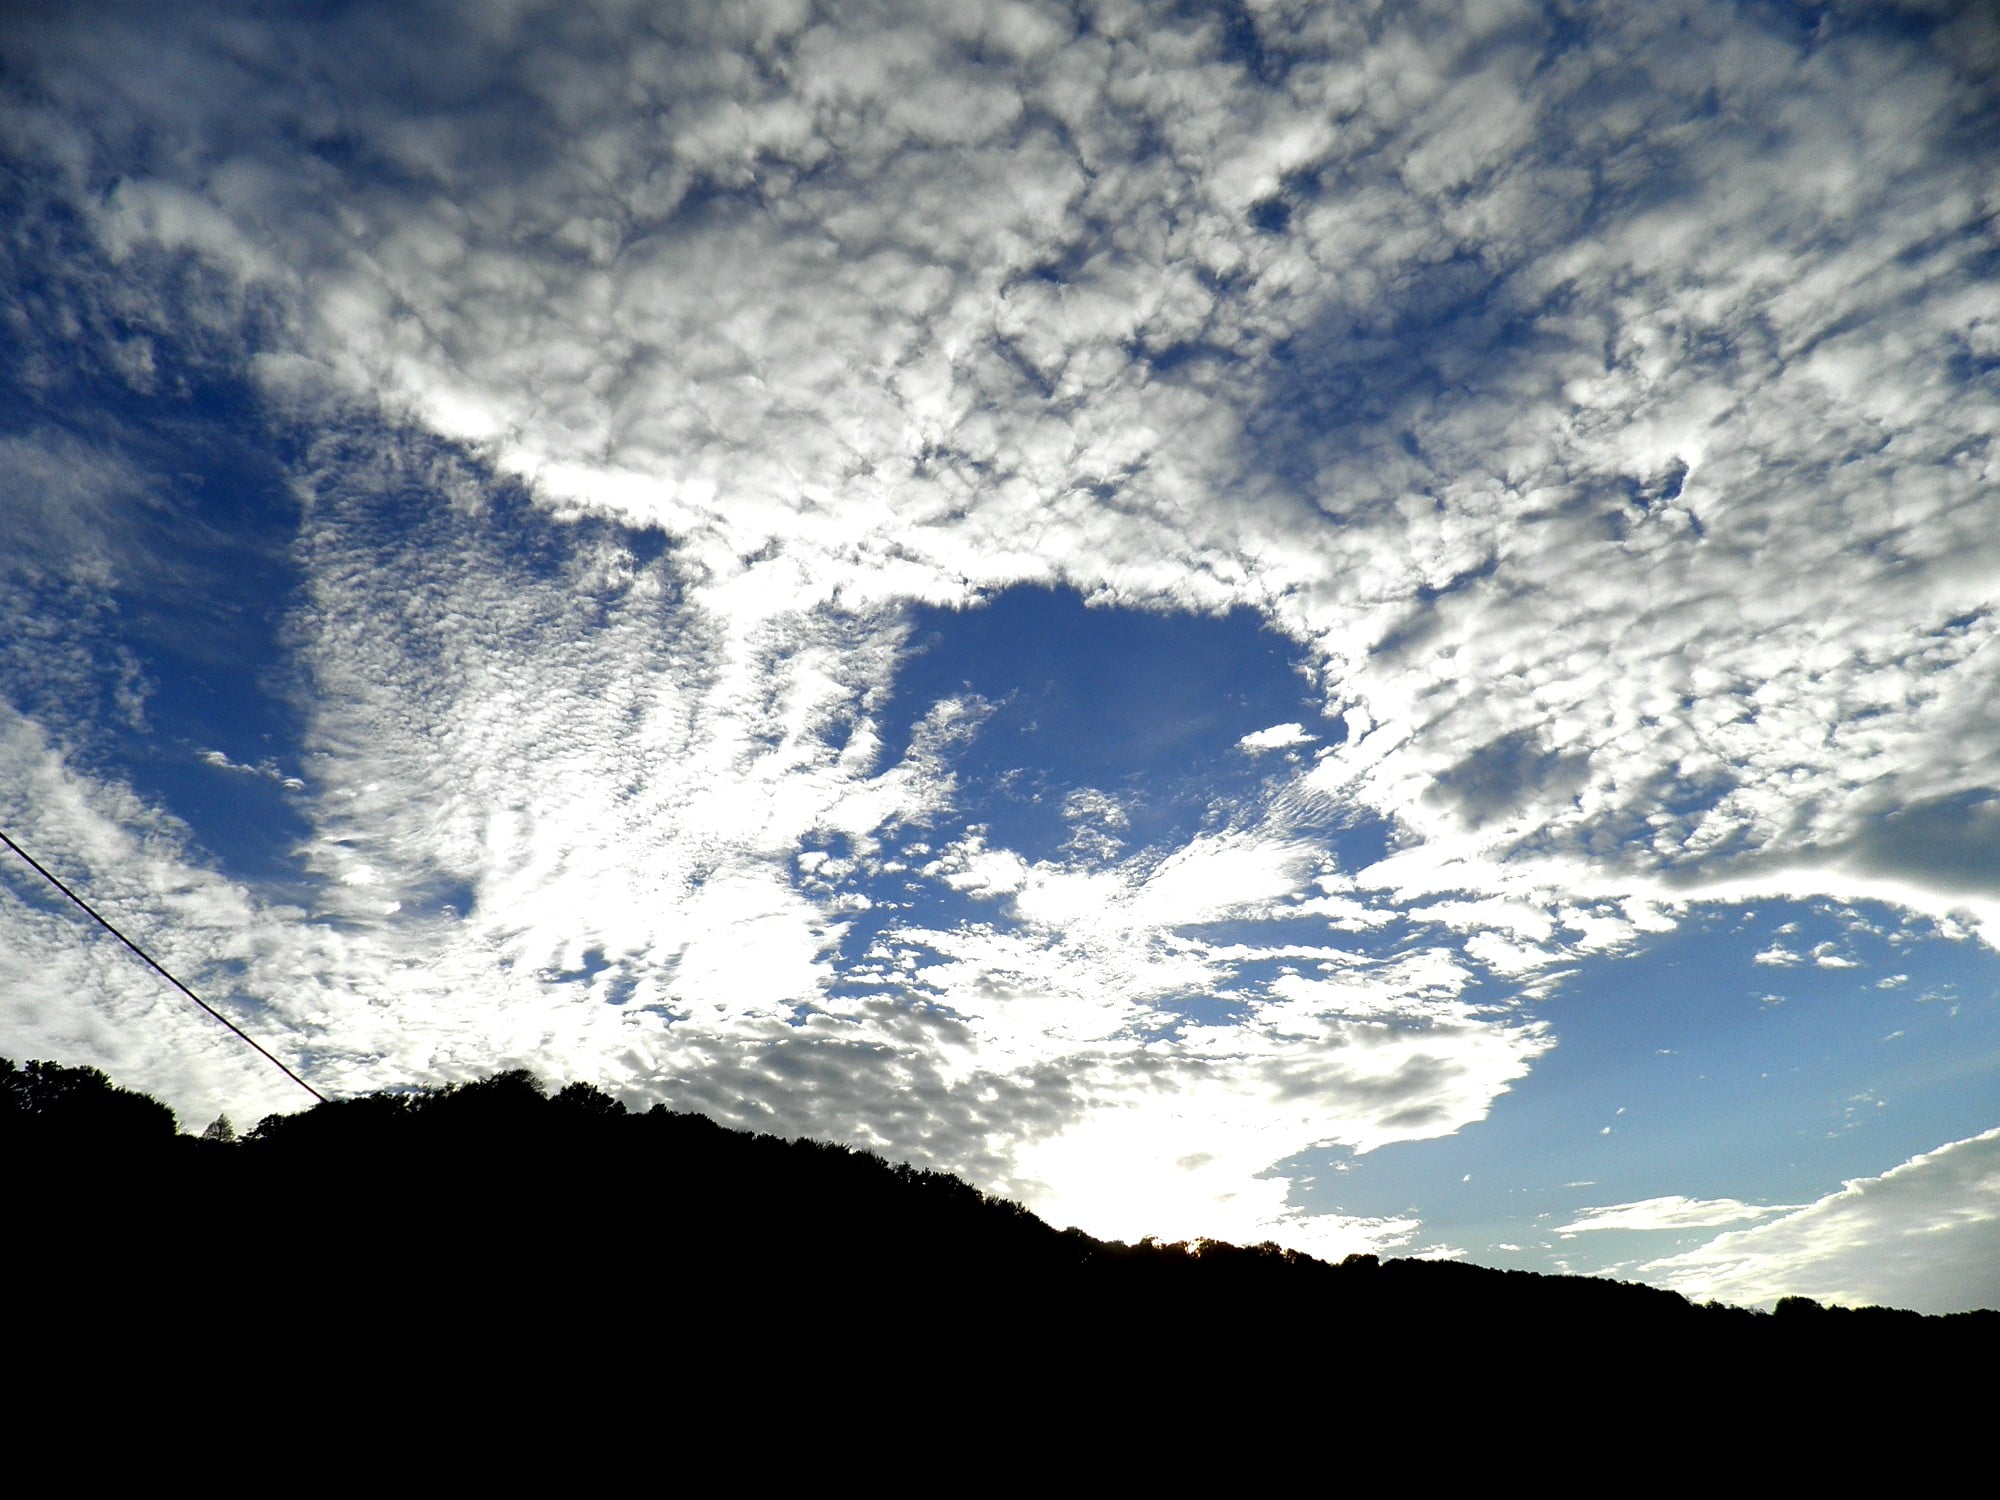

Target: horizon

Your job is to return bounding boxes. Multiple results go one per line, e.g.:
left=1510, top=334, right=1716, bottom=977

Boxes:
left=2, top=0, right=1996, bottom=1314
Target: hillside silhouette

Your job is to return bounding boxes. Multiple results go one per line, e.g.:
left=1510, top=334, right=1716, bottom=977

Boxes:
left=9, top=1055, right=1992, bottom=1409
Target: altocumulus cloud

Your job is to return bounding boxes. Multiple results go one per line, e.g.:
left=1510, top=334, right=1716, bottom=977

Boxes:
left=1, top=1, right=1998, bottom=1285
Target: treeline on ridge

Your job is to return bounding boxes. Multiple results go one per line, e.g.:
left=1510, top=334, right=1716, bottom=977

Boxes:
left=9, top=1055, right=1992, bottom=1374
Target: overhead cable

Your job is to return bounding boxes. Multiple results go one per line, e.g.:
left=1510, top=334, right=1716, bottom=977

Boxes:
left=0, top=826, right=325, bottom=1103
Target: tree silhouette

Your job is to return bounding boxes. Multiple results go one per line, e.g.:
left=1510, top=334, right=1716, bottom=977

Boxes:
left=1, top=1057, right=177, bottom=1146
left=7, top=1046, right=1997, bottom=1410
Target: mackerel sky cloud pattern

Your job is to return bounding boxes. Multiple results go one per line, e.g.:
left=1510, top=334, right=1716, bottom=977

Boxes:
left=2, top=0, right=1998, bottom=1306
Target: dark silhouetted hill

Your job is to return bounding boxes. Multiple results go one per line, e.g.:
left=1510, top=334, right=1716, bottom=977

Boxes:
left=8, top=1055, right=1992, bottom=1428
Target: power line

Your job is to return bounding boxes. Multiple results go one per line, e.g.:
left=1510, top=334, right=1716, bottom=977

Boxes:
left=0, top=826, right=325, bottom=1103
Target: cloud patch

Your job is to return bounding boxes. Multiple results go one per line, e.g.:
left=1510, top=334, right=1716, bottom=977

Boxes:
left=1239, top=722, right=1316, bottom=753
left=1554, top=1194, right=1800, bottom=1236
left=1646, top=1129, right=2000, bottom=1315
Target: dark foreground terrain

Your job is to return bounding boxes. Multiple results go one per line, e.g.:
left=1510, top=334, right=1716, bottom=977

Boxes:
left=8, top=1056, right=1990, bottom=1448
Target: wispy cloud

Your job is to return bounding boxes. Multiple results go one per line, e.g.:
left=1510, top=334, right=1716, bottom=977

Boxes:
left=1553, top=1195, right=1801, bottom=1236
left=0, top=705, right=319, bottom=1127
left=1645, top=1128, right=2000, bottom=1314
left=200, top=749, right=303, bottom=790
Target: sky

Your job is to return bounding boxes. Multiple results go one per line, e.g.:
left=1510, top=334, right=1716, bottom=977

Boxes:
left=2, top=0, right=1997, bottom=1313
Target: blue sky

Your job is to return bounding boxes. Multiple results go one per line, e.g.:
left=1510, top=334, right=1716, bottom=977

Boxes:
left=3, top=0, right=1998, bottom=1312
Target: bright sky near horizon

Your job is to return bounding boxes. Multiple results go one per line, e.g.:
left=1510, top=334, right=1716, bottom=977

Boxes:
left=3, top=0, right=1997, bottom=1313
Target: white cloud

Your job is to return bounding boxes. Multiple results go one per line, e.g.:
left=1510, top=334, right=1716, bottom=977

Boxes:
left=1554, top=1195, right=1800, bottom=1236
left=0, top=432, right=155, bottom=742
left=1645, top=1129, right=2000, bottom=1314
left=1239, top=722, right=1316, bottom=752
left=19, top=2, right=1999, bottom=928
left=199, top=749, right=302, bottom=788
left=0, top=706, right=322, bottom=1128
